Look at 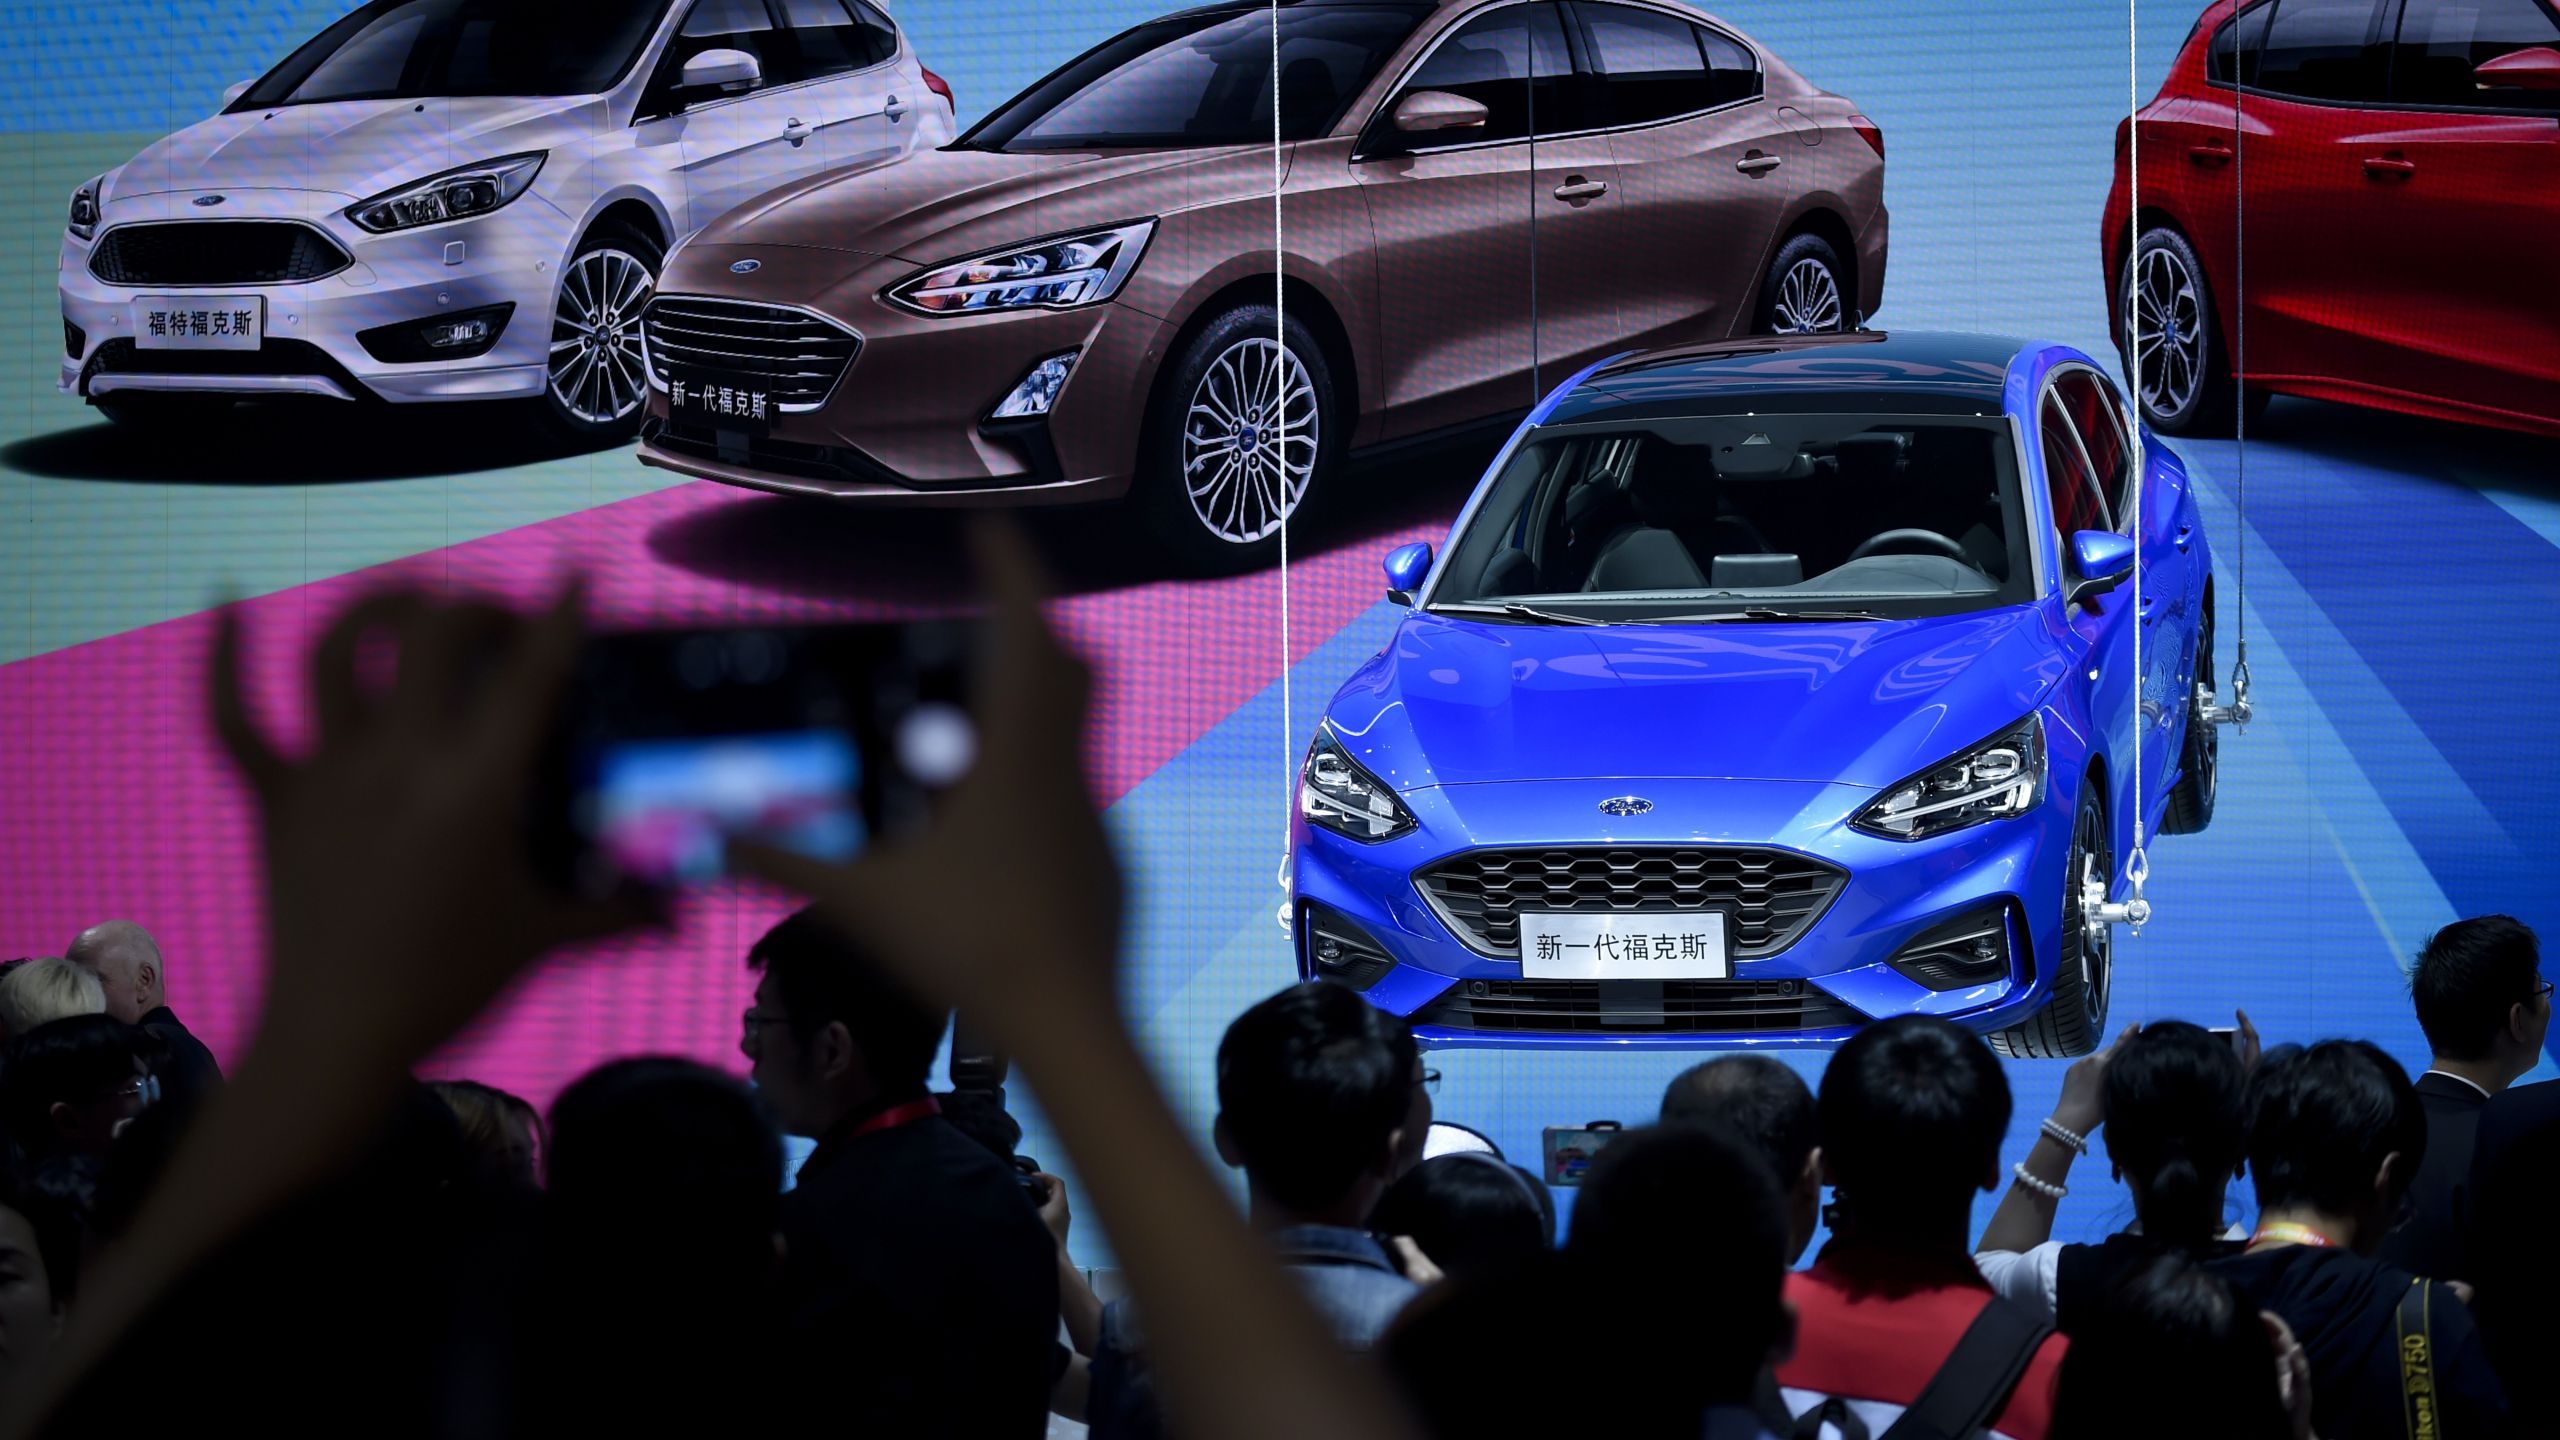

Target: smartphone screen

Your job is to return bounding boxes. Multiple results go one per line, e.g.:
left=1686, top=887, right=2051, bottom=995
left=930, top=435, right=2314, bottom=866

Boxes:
left=586, top=729, right=866, bottom=888
left=1541, top=1124, right=1626, bottom=1187
left=535, top=622, right=970, bottom=896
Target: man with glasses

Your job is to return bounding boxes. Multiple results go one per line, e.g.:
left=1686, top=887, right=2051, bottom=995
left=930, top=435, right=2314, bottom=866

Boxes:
left=741, top=908, right=1060, bottom=1438
left=2384, top=915, right=2551, bottom=1284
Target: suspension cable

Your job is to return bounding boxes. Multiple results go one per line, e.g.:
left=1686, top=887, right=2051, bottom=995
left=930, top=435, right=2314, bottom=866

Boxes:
left=2228, top=3, right=2252, bottom=723
left=1272, top=0, right=1294, bottom=855
left=2123, top=0, right=2150, bottom=930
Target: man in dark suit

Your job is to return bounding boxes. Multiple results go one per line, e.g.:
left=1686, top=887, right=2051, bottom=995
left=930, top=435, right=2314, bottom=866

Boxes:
left=741, top=908, right=1060, bottom=1437
left=2466, top=1076, right=2560, bottom=1435
left=66, top=921, right=223, bottom=1114
left=2379, top=915, right=2548, bottom=1284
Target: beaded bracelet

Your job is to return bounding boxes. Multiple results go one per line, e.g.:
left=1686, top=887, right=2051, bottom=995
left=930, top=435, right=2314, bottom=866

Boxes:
left=2040, top=1117, right=2090, bottom=1154
left=2011, top=1162, right=2067, bottom=1200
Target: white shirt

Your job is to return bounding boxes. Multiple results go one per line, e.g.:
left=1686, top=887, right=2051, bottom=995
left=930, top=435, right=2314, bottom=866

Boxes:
left=2422, top=1068, right=2494, bottom=1101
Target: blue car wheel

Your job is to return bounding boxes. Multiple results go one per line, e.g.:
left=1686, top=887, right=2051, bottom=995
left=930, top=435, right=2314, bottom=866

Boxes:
left=2162, top=604, right=2218, bottom=835
left=1993, top=784, right=2114, bottom=1058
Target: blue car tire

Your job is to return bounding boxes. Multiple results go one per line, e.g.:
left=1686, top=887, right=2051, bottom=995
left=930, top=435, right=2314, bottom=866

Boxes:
left=1992, top=785, right=2113, bottom=1058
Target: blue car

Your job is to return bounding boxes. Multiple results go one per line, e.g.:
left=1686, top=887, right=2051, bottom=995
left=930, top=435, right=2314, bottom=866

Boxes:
left=1288, top=332, right=2219, bottom=1057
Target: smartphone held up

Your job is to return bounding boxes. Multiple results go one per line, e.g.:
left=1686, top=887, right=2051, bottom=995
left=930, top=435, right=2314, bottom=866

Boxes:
left=532, top=622, right=976, bottom=897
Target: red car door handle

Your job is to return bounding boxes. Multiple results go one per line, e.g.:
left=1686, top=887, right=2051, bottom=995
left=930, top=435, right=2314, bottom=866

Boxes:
left=2187, top=142, right=2232, bottom=165
left=2362, top=154, right=2417, bottom=178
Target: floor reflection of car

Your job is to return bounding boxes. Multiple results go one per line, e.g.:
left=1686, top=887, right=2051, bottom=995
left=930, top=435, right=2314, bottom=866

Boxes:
left=1289, top=333, right=2219, bottom=1057
left=2107, top=0, right=2560, bottom=437
left=58, top=0, right=954, bottom=444
left=637, top=0, right=1887, bottom=568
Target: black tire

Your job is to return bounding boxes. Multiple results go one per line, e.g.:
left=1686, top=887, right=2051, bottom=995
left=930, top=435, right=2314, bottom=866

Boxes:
left=2161, top=601, right=2219, bottom=835
left=1754, top=231, right=1849, bottom=335
left=92, top=392, right=235, bottom=436
left=2119, top=226, right=2270, bottom=437
left=1137, top=302, right=1341, bottom=574
left=1991, top=785, right=2113, bottom=1059
left=534, top=222, right=663, bottom=445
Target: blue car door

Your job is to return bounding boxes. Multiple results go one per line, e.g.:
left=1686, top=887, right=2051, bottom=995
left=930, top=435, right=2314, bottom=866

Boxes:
left=2053, top=367, right=2194, bottom=822
left=2035, top=370, right=2145, bottom=847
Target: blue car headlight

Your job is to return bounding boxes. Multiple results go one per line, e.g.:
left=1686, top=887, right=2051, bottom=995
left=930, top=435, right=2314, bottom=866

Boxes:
left=1300, top=729, right=1417, bottom=843
left=1853, top=715, right=2045, bottom=840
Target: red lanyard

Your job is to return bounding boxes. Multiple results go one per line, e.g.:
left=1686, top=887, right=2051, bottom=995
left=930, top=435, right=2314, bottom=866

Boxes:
left=847, top=1096, right=942, bottom=1141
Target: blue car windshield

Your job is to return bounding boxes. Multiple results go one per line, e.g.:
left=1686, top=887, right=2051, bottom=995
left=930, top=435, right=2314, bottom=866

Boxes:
left=958, top=5, right=1431, bottom=151
left=1431, top=414, right=2039, bottom=622
left=235, top=0, right=673, bottom=108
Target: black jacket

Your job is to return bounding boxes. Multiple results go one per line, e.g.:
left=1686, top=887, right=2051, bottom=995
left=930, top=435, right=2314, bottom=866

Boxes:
left=776, top=1104, right=1059, bottom=1437
left=2211, top=1244, right=2506, bottom=1440
left=2376, top=1071, right=2489, bottom=1283
left=2467, top=1079, right=2560, bottom=1438
left=139, top=1005, right=224, bottom=1116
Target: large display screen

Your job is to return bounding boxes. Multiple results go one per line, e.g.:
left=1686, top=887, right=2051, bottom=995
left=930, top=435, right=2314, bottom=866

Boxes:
left=5, top=0, right=2554, bottom=1267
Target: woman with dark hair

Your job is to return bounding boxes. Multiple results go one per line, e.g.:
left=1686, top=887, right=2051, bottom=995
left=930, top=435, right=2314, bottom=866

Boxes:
left=430, top=1078, right=544, bottom=1191
left=1369, top=1152, right=1554, bottom=1284
left=1975, top=1017, right=2255, bottom=1331
left=2052, top=1251, right=2309, bottom=1440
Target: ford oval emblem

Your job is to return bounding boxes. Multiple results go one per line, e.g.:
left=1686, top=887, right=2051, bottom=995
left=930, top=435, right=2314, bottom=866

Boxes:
left=730, top=258, right=762, bottom=274
left=1598, top=796, right=1653, bottom=818
left=193, top=194, right=225, bottom=208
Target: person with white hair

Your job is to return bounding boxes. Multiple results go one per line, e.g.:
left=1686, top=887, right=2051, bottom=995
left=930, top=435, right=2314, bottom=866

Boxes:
left=0, top=958, right=105, bottom=1041
left=66, top=921, right=222, bottom=1112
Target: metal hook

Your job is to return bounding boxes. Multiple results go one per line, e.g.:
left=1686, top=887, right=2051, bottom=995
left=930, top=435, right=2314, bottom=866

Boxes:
left=2086, top=844, right=2152, bottom=941
left=2204, top=648, right=2254, bottom=730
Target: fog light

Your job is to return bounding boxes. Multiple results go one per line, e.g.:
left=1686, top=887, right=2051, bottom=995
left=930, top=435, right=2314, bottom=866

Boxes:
left=1887, top=904, right=2015, bottom=992
left=356, top=302, right=513, bottom=364
left=991, top=350, right=1078, bottom=419
left=1302, top=902, right=1396, bottom=991
left=424, top=315, right=495, bottom=349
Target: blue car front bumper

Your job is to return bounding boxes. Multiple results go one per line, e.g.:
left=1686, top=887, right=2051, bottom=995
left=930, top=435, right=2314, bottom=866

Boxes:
left=1290, top=774, right=2074, bottom=1051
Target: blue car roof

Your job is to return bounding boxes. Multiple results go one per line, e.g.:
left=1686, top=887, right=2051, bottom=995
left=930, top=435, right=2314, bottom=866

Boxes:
left=1542, top=331, right=2028, bottom=425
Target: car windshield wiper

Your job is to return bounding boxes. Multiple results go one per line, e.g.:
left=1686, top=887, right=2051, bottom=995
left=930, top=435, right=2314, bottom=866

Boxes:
left=1426, top=602, right=1612, bottom=627
left=1648, top=607, right=1889, bottom=624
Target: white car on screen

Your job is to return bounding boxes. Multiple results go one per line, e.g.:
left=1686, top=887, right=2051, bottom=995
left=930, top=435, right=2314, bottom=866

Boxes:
left=56, top=0, right=954, bottom=442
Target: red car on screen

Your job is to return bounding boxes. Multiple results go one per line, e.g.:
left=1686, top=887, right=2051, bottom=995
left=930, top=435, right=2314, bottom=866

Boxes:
left=2103, top=0, right=2560, bottom=437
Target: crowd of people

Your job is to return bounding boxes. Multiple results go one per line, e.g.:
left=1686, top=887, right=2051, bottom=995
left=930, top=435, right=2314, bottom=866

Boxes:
left=0, top=523, right=2548, bottom=1439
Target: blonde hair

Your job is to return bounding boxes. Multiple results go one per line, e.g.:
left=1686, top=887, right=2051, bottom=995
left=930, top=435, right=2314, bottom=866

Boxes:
left=0, top=958, right=107, bottom=1038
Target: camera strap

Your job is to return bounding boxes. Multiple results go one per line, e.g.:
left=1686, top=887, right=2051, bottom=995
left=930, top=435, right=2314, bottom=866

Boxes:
left=847, top=1095, right=942, bottom=1141
left=1759, top=1294, right=2051, bottom=1440
left=2397, top=1278, right=2439, bottom=1440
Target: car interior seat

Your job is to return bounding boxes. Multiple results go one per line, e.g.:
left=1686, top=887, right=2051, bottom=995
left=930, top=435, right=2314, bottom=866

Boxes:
left=1583, top=439, right=1721, bottom=592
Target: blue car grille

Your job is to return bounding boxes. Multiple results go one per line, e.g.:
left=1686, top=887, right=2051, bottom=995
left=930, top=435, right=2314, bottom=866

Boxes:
left=1414, top=847, right=1846, bottom=960
left=1413, top=978, right=1862, bottom=1035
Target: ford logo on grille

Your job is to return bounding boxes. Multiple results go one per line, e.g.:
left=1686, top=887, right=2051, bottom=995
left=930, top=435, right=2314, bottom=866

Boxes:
left=193, top=194, right=225, bottom=207
left=1598, top=796, right=1653, bottom=817
left=730, top=258, right=762, bottom=274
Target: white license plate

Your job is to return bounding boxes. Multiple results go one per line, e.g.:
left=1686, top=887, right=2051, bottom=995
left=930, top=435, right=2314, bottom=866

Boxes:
left=133, top=296, right=263, bottom=351
left=1520, top=910, right=1728, bottom=980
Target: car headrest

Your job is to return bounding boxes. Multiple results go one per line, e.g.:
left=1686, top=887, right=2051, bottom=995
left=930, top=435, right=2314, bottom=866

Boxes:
left=1835, top=433, right=1908, bottom=481
left=1710, top=553, right=1804, bottom=589
left=1278, top=57, right=1340, bottom=125
left=1627, top=439, right=1719, bottom=526
left=1585, top=528, right=1706, bottom=593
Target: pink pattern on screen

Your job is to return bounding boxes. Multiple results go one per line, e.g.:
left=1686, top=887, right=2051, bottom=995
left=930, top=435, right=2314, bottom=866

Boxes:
left=0, top=480, right=1433, bottom=1109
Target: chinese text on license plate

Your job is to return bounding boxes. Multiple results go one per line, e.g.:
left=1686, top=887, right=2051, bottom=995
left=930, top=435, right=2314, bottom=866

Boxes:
left=1520, top=911, right=1728, bottom=980
left=667, top=372, right=773, bottom=436
left=134, top=297, right=262, bottom=351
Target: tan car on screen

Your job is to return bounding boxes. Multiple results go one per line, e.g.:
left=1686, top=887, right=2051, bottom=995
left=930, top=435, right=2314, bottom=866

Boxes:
left=638, top=0, right=1887, bottom=569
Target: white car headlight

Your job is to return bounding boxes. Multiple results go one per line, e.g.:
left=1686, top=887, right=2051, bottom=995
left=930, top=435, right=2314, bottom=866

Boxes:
left=68, top=175, right=105, bottom=241
left=1301, top=729, right=1417, bottom=843
left=347, top=152, right=546, bottom=234
left=886, top=220, right=1155, bottom=316
left=1853, top=715, right=2045, bottom=840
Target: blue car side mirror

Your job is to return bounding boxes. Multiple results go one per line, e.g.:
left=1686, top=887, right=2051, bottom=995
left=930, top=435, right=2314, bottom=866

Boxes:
left=1384, top=542, right=1433, bottom=605
left=2067, top=530, right=2137, bottom=606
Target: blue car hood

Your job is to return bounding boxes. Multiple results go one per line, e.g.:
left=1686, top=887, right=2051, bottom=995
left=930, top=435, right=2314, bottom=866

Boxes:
left=1327, top=606, right=2067, bottom=792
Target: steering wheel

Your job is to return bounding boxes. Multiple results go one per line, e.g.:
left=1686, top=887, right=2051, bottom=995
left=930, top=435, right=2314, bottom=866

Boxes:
left=1846, top=528, right=1969, bottom=563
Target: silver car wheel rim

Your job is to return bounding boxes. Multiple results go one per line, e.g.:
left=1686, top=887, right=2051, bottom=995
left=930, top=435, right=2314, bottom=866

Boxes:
left=2134, top=244, right=2206, bottom=419
left=2076, top=848, right=2114, bottom=1024
left=550, top=247, right=654, bottom=425
left=1770, top=257, right=1843, bottom=333
left=1182, top=336, right=1317, bottom=545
